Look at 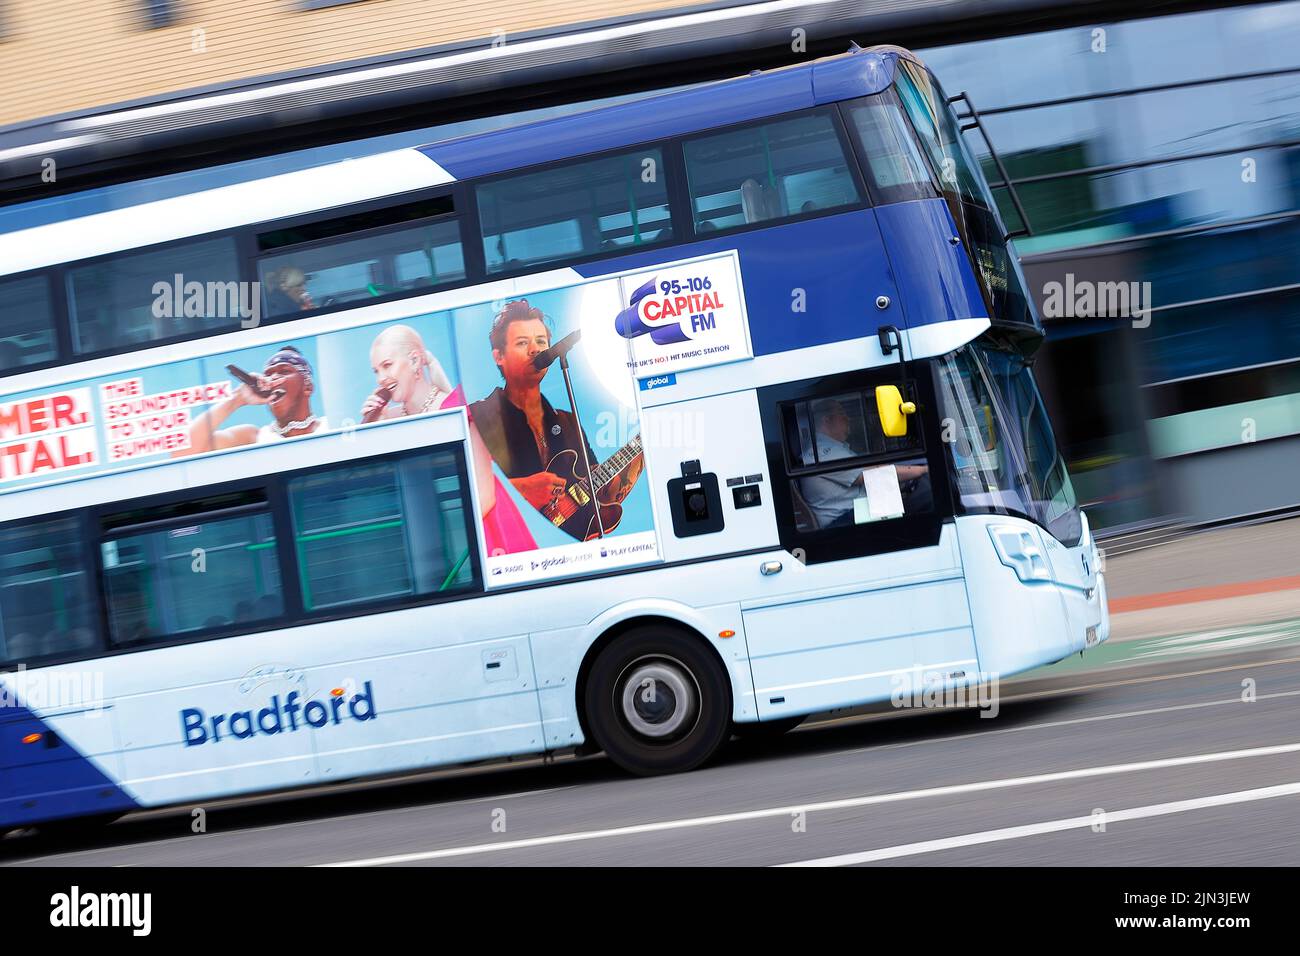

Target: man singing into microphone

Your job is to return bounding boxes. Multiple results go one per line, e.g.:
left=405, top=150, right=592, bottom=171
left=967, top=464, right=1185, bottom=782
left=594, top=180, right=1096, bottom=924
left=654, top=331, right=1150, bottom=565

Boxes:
left=469, top=299, right=643, bottom=536
left=174, top=345, right=327, bottom=456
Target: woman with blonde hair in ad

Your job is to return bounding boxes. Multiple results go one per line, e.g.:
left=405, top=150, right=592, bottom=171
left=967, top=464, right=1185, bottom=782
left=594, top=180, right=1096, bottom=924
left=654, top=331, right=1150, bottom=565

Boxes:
left=362, top=324, right=535, bottom=556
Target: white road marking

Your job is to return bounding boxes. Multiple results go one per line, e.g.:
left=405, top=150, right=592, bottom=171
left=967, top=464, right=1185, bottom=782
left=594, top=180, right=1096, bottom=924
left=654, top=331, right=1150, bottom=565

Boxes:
left=2, top=785, right=577, bottom=867
left=779, top=781, right=1300, bottom=866
left=316, top=740, right=1300, bottom=866
left=829, top=689, right=1300, bottom=757
left=802, top=652, right=1300, bottom=753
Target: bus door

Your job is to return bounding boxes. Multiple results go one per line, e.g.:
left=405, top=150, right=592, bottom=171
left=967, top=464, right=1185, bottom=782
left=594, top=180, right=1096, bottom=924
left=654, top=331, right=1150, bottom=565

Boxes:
left=745, top=364, right=976, bottom=717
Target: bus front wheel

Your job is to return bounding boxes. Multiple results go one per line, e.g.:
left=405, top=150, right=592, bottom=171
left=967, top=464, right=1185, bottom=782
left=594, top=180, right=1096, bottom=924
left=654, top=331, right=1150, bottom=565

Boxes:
left=585, top=626, right=732, bottom=776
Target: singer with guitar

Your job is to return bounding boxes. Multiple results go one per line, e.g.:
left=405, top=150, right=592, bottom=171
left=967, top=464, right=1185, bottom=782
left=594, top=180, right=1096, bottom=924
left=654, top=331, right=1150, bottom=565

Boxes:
left=469, top=300, right=645, bottom=540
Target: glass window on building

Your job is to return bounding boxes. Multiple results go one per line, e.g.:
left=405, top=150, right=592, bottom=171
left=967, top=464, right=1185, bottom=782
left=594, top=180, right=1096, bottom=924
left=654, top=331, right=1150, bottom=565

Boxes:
left=0, top=274, right=60, bottom=375
left=683, top=110, right=862, bottom=232
left=101, top=494, right=284, bottom=645
left=67, top=235, right=242, bottom=355
left=256, top=197, right=464, bottom=317
left=286, top=448, right=478, bottom=612
left=0, top=516, right=100, bottom=663
left=477, top=148, right=672, bottom=274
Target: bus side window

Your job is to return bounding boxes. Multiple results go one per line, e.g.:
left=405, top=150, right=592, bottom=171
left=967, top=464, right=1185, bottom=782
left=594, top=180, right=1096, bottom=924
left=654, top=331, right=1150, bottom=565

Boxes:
left=778, top=385, right=929, bottom=535
left=841, top=93, right=937, bottom=205
left=255, top=196, right=463, bottom=317
left=476, top=148, right=673, bottom=274
left=0, top=274, right=59, bottom=376
left=99, top=492, right=284, bottom=647
left=285, top=446, right=479, bottom=613
left=67, top=236, right=241, bottom=356
left=682, top=110, right=863, bottom=234
left=0, top=515, right=101, bottom=664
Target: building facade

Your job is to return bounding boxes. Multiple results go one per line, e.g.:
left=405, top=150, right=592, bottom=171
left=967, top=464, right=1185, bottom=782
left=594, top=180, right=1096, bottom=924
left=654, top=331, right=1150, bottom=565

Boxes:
left=0, top=0, right=689, bottom=127
left=917, top=2, right=1300, bottom=530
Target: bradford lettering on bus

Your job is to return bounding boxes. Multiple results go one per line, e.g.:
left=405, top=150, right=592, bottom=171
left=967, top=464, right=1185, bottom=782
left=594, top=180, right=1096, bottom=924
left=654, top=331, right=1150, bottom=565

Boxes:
left=180, top=682, right=377, bottom=745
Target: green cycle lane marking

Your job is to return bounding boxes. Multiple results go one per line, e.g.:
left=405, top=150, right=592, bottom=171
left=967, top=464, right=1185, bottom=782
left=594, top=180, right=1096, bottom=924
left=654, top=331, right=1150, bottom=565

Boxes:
left=1018, top=618, right=1300, bottom=678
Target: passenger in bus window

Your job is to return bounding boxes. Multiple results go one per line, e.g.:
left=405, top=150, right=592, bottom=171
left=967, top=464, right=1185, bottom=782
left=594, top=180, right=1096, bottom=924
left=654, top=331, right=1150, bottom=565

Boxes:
left=265, top=266, right=317, bottom=316
left=172, top=345, right=328, bottom=457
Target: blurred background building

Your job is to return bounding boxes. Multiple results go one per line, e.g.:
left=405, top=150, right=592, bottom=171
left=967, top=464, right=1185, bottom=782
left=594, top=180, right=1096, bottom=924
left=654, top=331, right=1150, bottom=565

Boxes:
left=923, top=5, right=1300, bottom=536
left=0, top=0, right=690, bottom=127
left=2, top=0, right=1298, bottom=537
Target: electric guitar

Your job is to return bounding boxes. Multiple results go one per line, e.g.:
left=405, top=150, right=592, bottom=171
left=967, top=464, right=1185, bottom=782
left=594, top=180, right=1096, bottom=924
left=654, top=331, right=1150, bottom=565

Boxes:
left=540, top=434, right=644, bottom=540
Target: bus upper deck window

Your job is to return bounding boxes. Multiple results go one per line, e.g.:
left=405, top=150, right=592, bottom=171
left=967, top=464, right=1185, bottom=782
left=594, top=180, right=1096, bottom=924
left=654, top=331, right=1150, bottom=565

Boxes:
left=683, top=111, right=862, bottom=233
left=67, top=236, right=241, bottom=355
left=0, top=274, right=59, bottom=374
left=477, top=148, right=672, bottom=275
left=255, top=197, right=463, bottom=318
left=842, top=94, right=937, bottom=205
left=893, top=63, right=993, bottom=212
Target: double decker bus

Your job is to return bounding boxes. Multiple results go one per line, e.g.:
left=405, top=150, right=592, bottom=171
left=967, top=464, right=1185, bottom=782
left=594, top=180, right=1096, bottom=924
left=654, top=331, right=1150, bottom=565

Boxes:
left=0, top=45, right=1107, bottom=831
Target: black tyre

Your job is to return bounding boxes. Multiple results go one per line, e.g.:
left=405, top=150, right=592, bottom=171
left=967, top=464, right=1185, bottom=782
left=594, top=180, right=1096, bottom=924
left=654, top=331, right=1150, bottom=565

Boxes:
left=732, top=715, right=805, bottom=741
left=584, top=625, right=732, bottom=776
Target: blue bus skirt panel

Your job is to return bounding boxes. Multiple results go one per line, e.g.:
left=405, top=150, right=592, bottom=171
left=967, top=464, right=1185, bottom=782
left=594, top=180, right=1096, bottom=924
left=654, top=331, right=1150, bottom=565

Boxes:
left=0, top=699, right=139, bottom=829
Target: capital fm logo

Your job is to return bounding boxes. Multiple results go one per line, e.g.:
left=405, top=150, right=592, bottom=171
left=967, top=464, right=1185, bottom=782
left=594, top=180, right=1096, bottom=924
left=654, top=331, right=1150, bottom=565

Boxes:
left=616, top=274, right=725, bottom=346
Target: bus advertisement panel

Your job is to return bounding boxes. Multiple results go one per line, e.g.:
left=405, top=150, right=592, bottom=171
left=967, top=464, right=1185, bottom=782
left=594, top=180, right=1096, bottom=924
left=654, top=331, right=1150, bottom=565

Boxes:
left=0, top=251, right=752, bottom=587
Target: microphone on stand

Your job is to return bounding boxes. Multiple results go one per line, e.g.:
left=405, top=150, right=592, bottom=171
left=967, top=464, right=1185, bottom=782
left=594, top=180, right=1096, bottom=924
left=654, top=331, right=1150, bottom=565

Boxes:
left=533, top=330, right=582, bottom=371
left=533, top=327, right=604, bottom=537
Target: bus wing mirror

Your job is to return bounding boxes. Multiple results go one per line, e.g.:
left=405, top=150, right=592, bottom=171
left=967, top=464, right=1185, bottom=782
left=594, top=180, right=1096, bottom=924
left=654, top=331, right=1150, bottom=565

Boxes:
left=876, top=385, right=916, bottom=438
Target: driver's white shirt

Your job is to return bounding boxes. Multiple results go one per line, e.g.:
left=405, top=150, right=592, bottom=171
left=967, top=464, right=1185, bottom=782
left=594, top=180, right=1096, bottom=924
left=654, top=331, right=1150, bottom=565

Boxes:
left=256, top=416, right=329, bottom=444
left=801, top=432, right=860, bottom=527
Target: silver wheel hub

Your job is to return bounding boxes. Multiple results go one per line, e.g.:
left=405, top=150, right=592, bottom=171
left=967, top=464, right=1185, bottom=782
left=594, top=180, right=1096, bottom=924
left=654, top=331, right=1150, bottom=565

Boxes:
left=619, top=658, right=697, bottom=739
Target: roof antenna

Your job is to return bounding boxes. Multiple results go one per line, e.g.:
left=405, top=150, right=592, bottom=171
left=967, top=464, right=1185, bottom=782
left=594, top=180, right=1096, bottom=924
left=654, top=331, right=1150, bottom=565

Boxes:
left=847, top=40, right=862, bottom=52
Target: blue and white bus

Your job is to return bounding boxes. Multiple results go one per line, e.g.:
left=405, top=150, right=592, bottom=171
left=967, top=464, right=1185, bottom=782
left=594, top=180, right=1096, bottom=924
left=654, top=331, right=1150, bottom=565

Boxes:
left=0, top=45, right=1107, bottom=831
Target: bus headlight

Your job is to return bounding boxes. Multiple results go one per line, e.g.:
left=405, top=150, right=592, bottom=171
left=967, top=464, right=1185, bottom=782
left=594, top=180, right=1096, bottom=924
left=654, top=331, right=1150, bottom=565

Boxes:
left=988, top=525, right=1051, bottom=583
